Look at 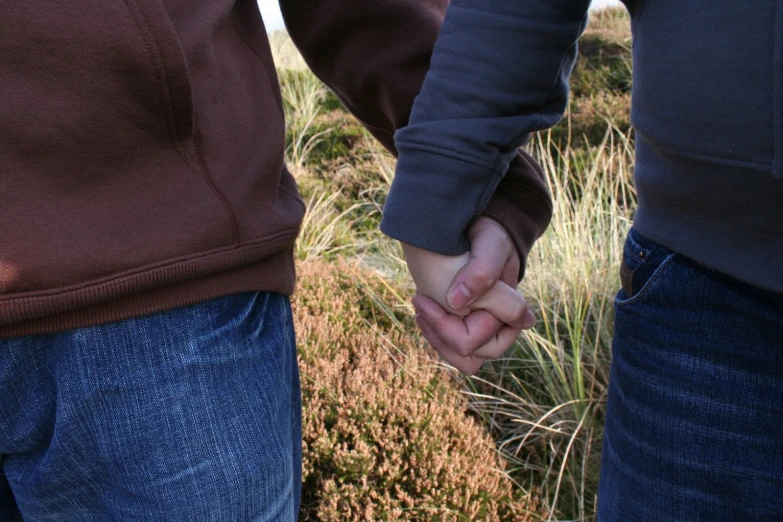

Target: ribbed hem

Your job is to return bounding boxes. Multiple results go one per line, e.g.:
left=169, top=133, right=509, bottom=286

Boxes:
left=0, top=238, right=297, bottom=339
left=381, top=147, right=501, bottom=255
left=633, top=137, right=783, bottom=294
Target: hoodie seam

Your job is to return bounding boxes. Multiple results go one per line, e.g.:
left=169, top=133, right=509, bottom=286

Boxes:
left=638, top=132, right=772, bottom=173
left=396, top=142, right=498, bottom=172
left=0, top=230, right=298, bottom=310
left=123, top=0, right=242, bottom=246
left=122, top=0, right=180, bottom=141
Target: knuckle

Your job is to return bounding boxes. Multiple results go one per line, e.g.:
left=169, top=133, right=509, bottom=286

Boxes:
left=492, top=224, right=511, bottom=245
left=455, top=340, right=474, bottom=358
left=499, top=229, right=512, bottom=249
left=468, top=217, right=490, bottom=238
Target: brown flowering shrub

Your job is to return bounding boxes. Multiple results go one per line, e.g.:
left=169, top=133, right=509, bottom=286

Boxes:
left=293, top=260, right=539, bottom=521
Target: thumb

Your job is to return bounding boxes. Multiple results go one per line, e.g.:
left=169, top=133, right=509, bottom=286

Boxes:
left=446, top=222, right=513, bottom=310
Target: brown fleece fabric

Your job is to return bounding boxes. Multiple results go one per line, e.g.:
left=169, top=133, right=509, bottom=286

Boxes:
left=0, top=0, right=551, bottom=338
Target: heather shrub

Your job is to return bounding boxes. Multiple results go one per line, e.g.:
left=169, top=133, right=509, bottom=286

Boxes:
left=278, top=8, right=637, bottom=520
left=293, top=260, right=540, bottom=521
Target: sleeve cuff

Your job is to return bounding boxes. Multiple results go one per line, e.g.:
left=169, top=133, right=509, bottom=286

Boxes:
left=480, top=152, right=553, bottom=281
left=380, top=147, right=501, bottom=255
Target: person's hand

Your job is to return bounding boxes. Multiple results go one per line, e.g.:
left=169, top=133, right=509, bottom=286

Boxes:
left=402, top=217, right=535, bottom=375
left=412, top=297, right=525, bottom=375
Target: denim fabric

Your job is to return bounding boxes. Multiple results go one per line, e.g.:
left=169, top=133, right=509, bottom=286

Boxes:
left=0, top=292, right=301, bottom=521
left=598, top=229, right=783, bottom=521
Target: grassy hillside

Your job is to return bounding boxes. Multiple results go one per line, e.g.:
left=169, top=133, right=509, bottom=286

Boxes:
left=276, top=8, right=634, bottom=521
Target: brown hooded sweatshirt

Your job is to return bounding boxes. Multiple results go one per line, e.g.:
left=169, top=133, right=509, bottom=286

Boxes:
left=0, top=0, right=552, bottom=339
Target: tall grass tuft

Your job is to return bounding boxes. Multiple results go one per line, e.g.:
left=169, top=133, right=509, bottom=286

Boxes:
left=468, top=127, right=635, bottom=522
left=295, top=188, right=362, bottom=262
left=280, top=69, right=333, bottom=168
left=342, top=125, right=636, bottom=521
left=269, top=30, right=308, bottom=71
left=275, top=10, right=635, bottom=518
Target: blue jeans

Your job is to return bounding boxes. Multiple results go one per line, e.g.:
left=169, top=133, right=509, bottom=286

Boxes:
left=598, top=229, right=783, bottom=521
left=0, top=292, right=301, bottom=521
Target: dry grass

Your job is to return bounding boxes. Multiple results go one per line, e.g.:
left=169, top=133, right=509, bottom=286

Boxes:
left=469, top=128, right=635, bottom=521
left=279, top=70, right=333, bottom=169
left=294, top=187, right=360, bottom=262
left=291, top=124, right=635, bottom=521
left=585, top=7, right=632, bottom=44
left=560, top=7, right=632, bottom=147
left=270, top=30, right=308, bottom=71
left=278, top=8, right=636, bottom=520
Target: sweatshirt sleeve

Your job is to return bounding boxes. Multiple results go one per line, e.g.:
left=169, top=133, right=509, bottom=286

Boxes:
left=385, top=0, right=590, bottom=255
left=279, top=0, right=572, bottom=277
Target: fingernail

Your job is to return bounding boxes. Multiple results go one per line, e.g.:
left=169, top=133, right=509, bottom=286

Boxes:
left=522, top=310, right=536, bottom=329
left=411, top=296, right=422, bottom=314
left=447, top=283, right=473, bottom=309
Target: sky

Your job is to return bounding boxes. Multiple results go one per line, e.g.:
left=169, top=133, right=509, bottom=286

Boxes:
left=258, top=0, right=621, bottom=33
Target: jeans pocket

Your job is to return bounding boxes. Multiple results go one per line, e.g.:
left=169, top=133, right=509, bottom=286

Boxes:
left=616, top=228, right=676, bottom=305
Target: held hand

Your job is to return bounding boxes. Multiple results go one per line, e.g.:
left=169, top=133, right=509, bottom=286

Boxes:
left=403, top=217, right=535, bottom=375
left=402, top=218, right=533, bottom=328
left=413, top=296, right=523, bottom=375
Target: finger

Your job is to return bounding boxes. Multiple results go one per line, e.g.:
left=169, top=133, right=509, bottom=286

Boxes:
left=471, top=281, right=536, bottom=330
left=471, top=325, right=522, bottom=360
left=415, top=315, right=487, bottom=376
left=446, top=219, right=514, bottom=310
left=500, top=256, right=520, bottom=288
left=414, top=312, right=447, bottom=350
left=441, top=309, right=506, bottom=357
left=414, top=296, right=500, bottom=357
left=425, top=305, right=523, bottom=360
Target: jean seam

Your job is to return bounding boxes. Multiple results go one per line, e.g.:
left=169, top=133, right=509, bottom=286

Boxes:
left=616, top=253, right=677, bottom=307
